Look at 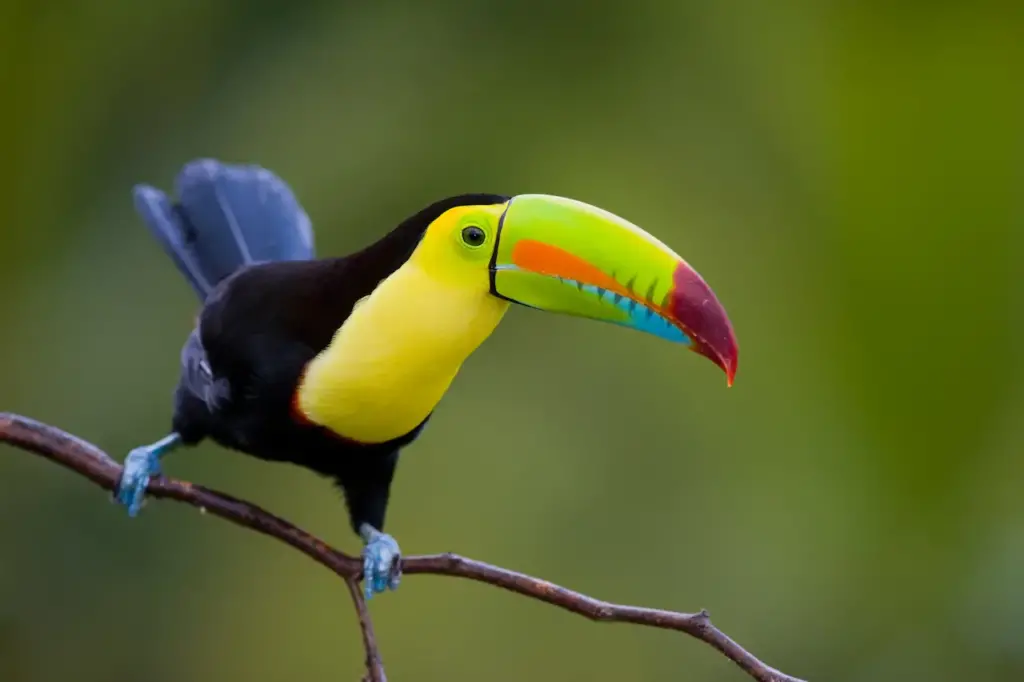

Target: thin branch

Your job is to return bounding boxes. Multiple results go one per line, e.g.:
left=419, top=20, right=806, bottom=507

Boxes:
left=0, top=412, right=805, bottom=682
left=345, top=577, right=386, bottom=682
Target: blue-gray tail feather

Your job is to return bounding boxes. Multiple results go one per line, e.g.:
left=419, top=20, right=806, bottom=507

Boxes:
left=133, top=158, right=316, bottom=301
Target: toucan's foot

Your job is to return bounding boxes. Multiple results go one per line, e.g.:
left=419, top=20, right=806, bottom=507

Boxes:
left=360, top=526, right=402, bottom=600
left=115, top=446, right=161, bottom=517
left=114, top=434, right=180, bottom=517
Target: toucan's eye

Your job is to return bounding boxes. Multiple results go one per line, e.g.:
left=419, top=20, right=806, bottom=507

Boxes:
left=461, top=225, right=486, bottom=247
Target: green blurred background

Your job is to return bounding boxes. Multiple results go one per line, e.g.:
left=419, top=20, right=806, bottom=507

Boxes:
left=1, top=2, right=1022, bottom=680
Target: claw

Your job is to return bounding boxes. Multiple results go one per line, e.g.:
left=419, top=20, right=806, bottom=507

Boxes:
left=115, top=447, right=160, bottom=517
left=114, top=433, right=180, bottom=517
left=361, top=530, right=402, bottom=600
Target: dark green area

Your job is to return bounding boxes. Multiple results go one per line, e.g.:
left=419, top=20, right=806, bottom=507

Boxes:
left=1, top=2, right=1022, bottom=680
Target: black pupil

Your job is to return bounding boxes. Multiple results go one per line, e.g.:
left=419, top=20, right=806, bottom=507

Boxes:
left=462, top=226, right=485, bottom=245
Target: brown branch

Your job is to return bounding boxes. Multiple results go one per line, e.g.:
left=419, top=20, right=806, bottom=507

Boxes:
left=0, top=412, right=805, bottom=682
left=345, top=577, right=386, bottom=682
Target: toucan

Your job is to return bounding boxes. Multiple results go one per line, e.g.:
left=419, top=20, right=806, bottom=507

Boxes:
left=117, top=159, right=739, bottom=599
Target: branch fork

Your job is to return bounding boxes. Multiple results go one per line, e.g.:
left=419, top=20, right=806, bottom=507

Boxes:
left=0, top=412, right=805, bottom=682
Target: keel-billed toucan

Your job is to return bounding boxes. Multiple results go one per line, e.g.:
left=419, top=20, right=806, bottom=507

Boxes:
left=116, top=159, right=738, bottom=598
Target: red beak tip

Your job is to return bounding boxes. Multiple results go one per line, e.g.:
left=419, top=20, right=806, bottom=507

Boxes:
left=669, top=261, right=738, bottom=388
left=718, top=339, right=738, bottom=387
left=723, top=358, right=738, bottom=387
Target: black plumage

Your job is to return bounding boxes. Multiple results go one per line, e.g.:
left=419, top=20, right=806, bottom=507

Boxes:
left=133, top=158, right=507, bottom=538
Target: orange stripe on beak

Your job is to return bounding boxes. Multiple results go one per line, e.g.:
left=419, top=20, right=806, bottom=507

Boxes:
left=511, top=240, right=649, bottom=307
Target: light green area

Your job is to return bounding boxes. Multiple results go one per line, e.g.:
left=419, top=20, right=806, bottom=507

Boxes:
left=495, top=194, right=683, bottom=327
left=0, top=2, right=1022, bottom=681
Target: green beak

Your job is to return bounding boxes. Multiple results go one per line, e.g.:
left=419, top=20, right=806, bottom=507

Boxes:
left=489, top=194, right=739, bottom=385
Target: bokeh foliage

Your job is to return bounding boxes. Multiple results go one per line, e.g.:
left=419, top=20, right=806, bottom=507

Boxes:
left=1, top=2, right=1022, bottom=680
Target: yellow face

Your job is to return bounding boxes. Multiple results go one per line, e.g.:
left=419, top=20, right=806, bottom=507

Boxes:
left=296, top=202, right=515, bottom=445
left=407, top=203, right=510, bottom=290
left=296, top=193, right=739, bottom=445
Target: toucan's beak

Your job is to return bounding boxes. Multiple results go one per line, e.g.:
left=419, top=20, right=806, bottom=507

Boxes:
left=489, top=194, right=738, bottom=385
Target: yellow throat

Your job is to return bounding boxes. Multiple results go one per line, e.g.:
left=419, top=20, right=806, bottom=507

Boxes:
left=296, top=210, right=510, bottom=444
